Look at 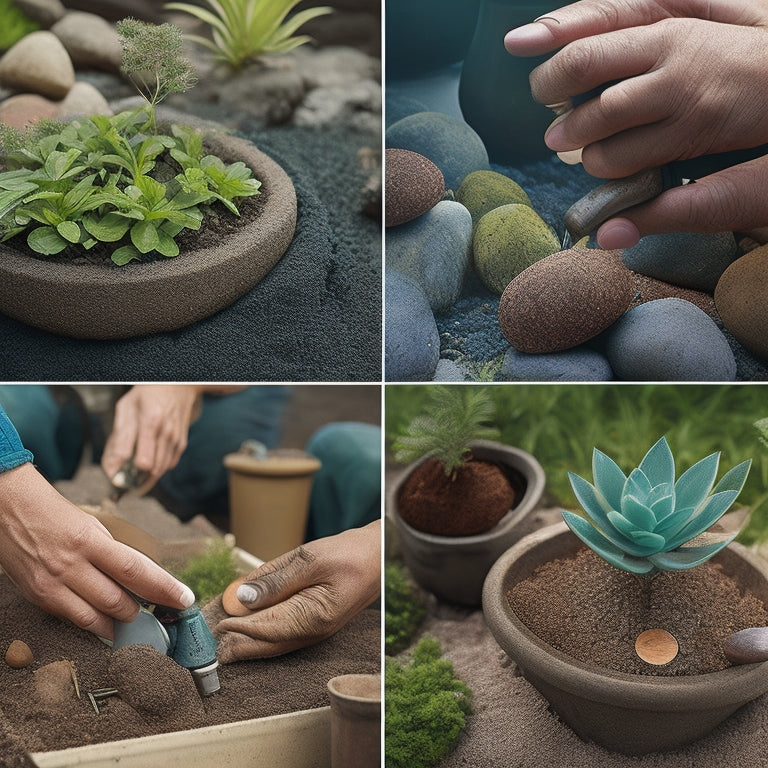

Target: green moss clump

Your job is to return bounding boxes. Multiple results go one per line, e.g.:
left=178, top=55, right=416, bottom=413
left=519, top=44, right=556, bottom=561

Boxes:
left=0, top=0, right=39, bottom=51
left=385, top=562, right=426, bottom=654
left=174, top=541, right=238, bottom=604
left=473, top=203, right=560, bottom=294
left=385, top=636, right=472, bottom=768
left=456, top=170, right=532, bottom=229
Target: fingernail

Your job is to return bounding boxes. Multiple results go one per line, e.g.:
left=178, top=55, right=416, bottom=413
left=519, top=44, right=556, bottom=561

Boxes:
left=237, top=584, right=260, bottom=605
left=544, top=118, right=568, bottom=151
left=504, top=23, right=555, bottom=54
left=597, top=218, right=641, bottom=249
left=179, top=584, right=196, bottom=608
left=557, top=147, right=583, bottom=166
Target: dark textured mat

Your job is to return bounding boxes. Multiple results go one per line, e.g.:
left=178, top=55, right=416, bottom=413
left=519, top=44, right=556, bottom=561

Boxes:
left=0, top=125, right=381, bottom=382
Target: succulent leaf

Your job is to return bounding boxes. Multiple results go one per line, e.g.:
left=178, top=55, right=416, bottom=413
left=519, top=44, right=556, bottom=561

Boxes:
left=562, top=437, right=750, bottom=574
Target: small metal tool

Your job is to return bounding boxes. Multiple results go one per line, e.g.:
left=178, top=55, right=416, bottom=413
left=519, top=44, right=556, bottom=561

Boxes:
left=109, top=457, right=149, bottom=502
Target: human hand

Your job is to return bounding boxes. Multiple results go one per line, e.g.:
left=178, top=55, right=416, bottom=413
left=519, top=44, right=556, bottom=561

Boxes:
left=212, top=521, right=381, bottom=662
left=101, top=385, right=203, bottom=493
left=0, top=463, right=194, bottom=639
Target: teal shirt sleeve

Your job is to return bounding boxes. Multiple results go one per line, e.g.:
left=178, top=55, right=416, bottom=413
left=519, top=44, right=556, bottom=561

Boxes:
left=0, top=404, right=34, bottom=472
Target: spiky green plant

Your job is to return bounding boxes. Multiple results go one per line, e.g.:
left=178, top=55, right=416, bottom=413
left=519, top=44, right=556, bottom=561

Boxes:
left=562, top=436, right=751, bottom=575
left=392, top=386, right=499, bottom=477
left=164, top=0, right=332, bottom=70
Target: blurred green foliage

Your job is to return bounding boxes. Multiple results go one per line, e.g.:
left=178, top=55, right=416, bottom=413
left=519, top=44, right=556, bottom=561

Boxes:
left=385, top=561, right=426, bottom=655
left=386, top=385, right=768, bottom=545
left=174, top=540, right=238, bottom=604
left=0, top=0, right=39, bottom=51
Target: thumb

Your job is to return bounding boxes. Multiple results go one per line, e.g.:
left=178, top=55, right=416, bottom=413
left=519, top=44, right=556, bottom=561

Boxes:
left=235, top=546, right=317, bottom=611
left=596, top=159, right=768, bottom=249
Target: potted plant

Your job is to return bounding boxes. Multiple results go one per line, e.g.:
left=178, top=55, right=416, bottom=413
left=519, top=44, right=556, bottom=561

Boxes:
left=483, top=436, right=768, bottom=755
left=0, top=20, right=297, bottom=339
left=388, top=386, right=545, bottom=606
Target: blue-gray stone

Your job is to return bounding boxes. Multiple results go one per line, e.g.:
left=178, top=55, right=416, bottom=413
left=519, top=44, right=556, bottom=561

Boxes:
left=386, top=65, right=464, bottom=125
left=602, top=298, right=736, bottom=381
left=622, top=232, right=739, bottom=293
left=432, top=359, right=466, bottom=382
left=386, top=201, right=472, bottom=312
left=500, top=345, right=614, bottom=381
left=385, top=111, right=489, bottom=191
left=385, top=270, right=440, bottom=381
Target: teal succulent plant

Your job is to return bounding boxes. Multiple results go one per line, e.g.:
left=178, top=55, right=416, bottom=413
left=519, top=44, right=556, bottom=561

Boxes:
left=562, top=437, right=751, bottom=575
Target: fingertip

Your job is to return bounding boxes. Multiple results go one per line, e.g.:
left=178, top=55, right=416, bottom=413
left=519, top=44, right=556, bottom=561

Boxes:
left=179, top=584, right=196, bottom=608
left=596, top=218, right=640, bottom=249
left=236, top=583, right=261, bottom=607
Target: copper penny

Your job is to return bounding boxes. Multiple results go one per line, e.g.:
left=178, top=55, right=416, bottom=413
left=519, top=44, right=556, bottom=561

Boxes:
left=635, top=628, right=679, bottom=665
left=222, top=575, right=251, bottom=617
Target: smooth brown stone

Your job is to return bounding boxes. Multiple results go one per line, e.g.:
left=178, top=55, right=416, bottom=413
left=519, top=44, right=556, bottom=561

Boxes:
left=5, top=640, right=33, bottom=669
left=222, top=575, right=252, bottom=617
left=385, top=148, right=444, bottom=227
left=724, top=627, right=768, bottom=665
left=635, top=629, right=679, bottom=665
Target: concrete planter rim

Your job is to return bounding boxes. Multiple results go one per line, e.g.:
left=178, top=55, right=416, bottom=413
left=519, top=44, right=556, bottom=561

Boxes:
left=483, top=521, right=768, bottom=712
left=388, top=439, right=546, bottom=545
left=0, top=130, right=297, bottom=339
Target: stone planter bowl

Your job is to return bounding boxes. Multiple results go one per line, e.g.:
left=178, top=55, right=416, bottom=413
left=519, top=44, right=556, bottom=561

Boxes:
left=388, top=440, right=546, bottom=606
left=0, top=132, right=296, bottom=339
left=483, top=522, right=768, bottom=755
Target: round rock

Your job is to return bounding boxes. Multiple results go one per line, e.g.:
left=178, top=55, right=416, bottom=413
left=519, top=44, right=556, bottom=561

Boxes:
left=5, top=640, right=34, bottom=669
left=386, top=200, right=471, bottom=312
left=385, top=111, right=489, bottom=191
left=51, top=11, right=123, bottom=73
left=501, top=345, right=613, bottom=381
left=724, top=627, right=768, bottom=665
left=498, top=248, right=633, bottom=352
left=59, top=81, right=113, bottom=118
left=385, top=270, right=440, bottom=381
left=622, top=231, right=738, bottom=293
left=385, top=148, right=445, bottom=227
left=602, top=298, right=737, bottom=381
left=0, top=93, right=59, bottom=128
left=456, top=170, right=532, bottom=229
left=715, top=246, right=768, bottom=360
left=13, top=0, right=66, bottom=27
left=474, top=203, right=560, bottom=295
left=0, top=31, right=74, bottom=99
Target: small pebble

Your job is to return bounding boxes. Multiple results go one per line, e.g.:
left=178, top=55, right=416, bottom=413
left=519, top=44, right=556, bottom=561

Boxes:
left=5, top=640, right=33, bottom=669
left=498, top=248, right=633, bottom=353
left=635, top=628, right=679, bottom=665
left=385, top=148, right=445, bottom=227
left=724, top=627, right=768, bottom=665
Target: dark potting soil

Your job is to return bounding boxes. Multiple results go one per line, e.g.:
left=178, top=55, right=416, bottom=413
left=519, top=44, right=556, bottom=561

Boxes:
left=0, top=576, right=380, bottom=761
left=397, top=458, right=516, bottom=536
left=508, top=547, right=768, bottom=676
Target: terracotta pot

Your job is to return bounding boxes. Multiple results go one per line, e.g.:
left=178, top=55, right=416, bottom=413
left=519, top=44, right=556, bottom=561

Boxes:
left=224, top=448, right=321, bottom=562
left=483, top=522, right=768, bottom=755
left=0, top=132, right=296, bottom=339
left=327, top=674, right=381, bottom=768
left=388, top=440, right=545, bottom=606
left=459, top=0, right=554, bottom=163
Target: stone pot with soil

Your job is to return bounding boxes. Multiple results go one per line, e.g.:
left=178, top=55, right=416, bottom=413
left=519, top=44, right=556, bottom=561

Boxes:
left=483, top=437, right=768, bottom=755
left=0, top=130, right=296, bottom=339
left=390, top=440, right=545, bottom=605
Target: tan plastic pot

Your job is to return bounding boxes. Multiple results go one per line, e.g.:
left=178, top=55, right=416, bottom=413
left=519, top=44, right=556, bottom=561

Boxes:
left=224, top=449, right=321, bottom=562
left=388, top=440, right=546, bottom=606
left=0, top=132, right=296, bottom=339
left=327, top=674, right=381, bottom=768
left=483, top=522, right=768, bottom=755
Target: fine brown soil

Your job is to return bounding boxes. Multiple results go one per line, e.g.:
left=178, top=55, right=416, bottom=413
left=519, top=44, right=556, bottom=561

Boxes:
left=397, top=458, right=517, bottom=536
left=509, top=547, right=768, bottom=676
left=0, top=576, right=379, bottom=763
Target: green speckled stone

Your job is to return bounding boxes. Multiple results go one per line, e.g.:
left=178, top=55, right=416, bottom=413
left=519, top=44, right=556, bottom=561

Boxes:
left=456, top=170, right=532, bottom=229
left=473, top=203, right=560, bottom=295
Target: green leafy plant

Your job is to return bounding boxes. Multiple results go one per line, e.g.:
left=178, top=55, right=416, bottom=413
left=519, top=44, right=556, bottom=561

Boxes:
left=562, top=436, right=751, bottom=574
left=385, top=561, right=426, bottom=655
left=174, top=541, right=238, bottom=605
left=0, top=0, right=39, bottom=51
left=392, top=386, right=499, bottom=478
left=164, top=0, right=332, bottom=69
left=385, top=636, right=472, bottom=768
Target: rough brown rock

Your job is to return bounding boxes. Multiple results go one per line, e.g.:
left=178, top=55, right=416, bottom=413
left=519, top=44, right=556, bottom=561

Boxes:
left=498, top=247, right=634, bottom=353
left=385, top=148, right=445, bottom=227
